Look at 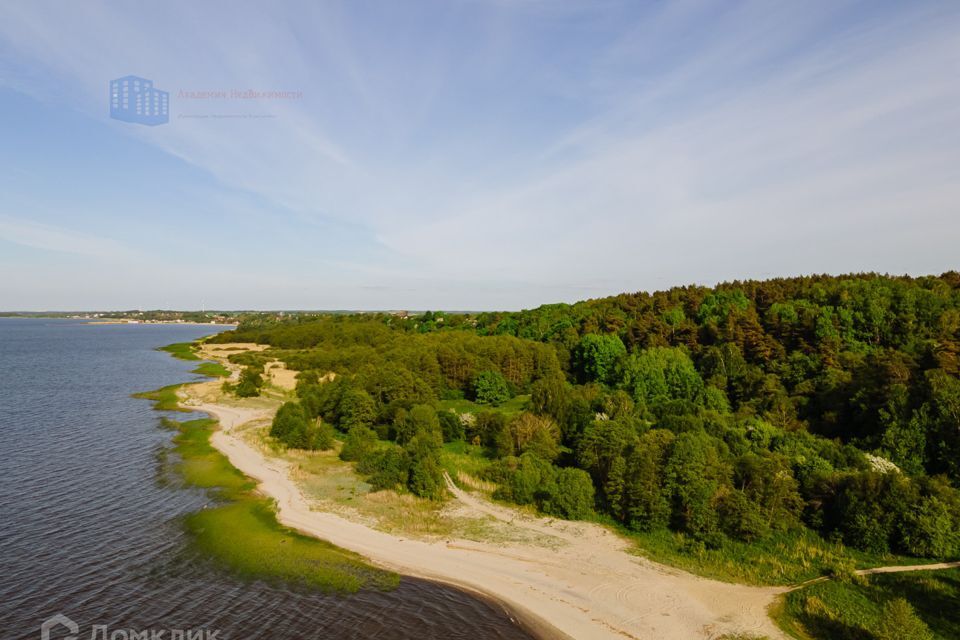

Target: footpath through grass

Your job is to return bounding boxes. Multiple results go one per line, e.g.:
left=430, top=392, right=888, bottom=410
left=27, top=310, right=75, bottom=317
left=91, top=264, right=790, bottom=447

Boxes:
left=775, top=568, right=960, bottom=639
left=626, top=527, right=935, bottom=586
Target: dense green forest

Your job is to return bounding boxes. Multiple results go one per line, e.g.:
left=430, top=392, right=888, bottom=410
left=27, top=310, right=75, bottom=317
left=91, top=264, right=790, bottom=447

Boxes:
left=210, top=273, right=960, bottom=566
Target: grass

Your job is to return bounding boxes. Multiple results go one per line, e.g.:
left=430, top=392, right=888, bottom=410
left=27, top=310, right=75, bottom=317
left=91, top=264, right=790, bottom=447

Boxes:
left=171, top=418, right=253, bottom=494
left=292, top=445, right=454, bottom=537
left=159, top=342, right=201, bottom=361
left=626, top=527, right=929, bottom=586
left=185, top=496, right=397, bottom=592
left=169, top=417, right=398, bottom=592
left=774, top=568, right=960, bottom=639
left=290, top=440, right=537, bottom=544
left=137, top=374, right=398, bottom=593
left=132, top=384, right=189, bottom=412
left=158, top=340, right=230, bottom=377
left=440, top=440, right=495, bottom=481
left=437, top=394, right=531, bottom=416
left=191, top=361, right=231, bottom=378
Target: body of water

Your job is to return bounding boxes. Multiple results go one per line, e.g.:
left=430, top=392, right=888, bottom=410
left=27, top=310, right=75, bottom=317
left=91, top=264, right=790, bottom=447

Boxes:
left=0, top=318, right=533, bottom=640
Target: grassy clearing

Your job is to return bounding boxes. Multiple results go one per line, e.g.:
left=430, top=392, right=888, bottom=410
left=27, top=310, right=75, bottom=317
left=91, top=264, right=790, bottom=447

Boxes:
left=437, top=394, right=531, bottom=416
left=627, top=527, right=925, bottom=586
left=289, top=442, right=539, bottom=544
left=132, top=384, right=190, bottom=412
left=291, top=446, right=454, bottom=537
left=775, top=568, right=960, bottom=639
left=191, top=361, right=231, bottom=378
left=440, top=440, right=495, bottom=484
left=159, top=342, right=201, bottom=361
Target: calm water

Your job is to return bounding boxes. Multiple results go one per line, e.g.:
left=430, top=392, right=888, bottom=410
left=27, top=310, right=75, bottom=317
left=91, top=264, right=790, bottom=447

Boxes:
left=0, top=319, right=533, bottom=640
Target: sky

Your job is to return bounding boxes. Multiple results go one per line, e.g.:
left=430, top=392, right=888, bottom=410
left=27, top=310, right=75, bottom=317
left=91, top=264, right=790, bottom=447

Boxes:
left=1, top=0, right=958, bottom=311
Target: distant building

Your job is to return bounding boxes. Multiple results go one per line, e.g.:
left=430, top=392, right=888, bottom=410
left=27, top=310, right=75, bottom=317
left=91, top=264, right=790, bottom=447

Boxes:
left=110, top=76, right=169, bottom=126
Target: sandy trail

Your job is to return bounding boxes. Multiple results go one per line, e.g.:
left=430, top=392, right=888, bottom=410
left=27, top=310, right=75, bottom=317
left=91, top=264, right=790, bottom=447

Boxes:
left=179, top=391, right=788, bottom=640
left=856, top=561, right=960, bottom=575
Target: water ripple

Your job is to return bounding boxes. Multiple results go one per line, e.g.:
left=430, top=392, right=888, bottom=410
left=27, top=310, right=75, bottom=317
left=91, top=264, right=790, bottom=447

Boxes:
left=0, top=319, right=532, bottom=640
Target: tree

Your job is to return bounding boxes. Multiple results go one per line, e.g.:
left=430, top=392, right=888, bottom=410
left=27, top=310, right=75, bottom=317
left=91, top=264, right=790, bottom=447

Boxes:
left=471, top=411, right=507, bottom=447
left=235, top=366, right=264, bottom=397
left=577, top=419, right=637, bottom=502
left=897, top=493, right=959, bottom=557
left=364, top=445, right=410, bottom=491
left=405, top=427, right=445, bottom=499
left=438, top=410, right=465, bottom=442
left=874, top=598, right=933, bottom=640
left=395, top=404, right=441, bottom=445
left=574, top=333, right=626, bottom=384
left=339, top=388, right=377, bottom=430
left=270, top=402, right=309, bottom=446
left=663, top=431, right=730, bottom=539
left=621, top=430, right=674, bottom=531
left=717, top=489, right=769, bottom=541
left=311, top=420, right=336, bottom=451
left=618, top=347, right=704, bottom=409
left=340, top=426, right=379, bottom=462
left=499, top=412, right=561, bottom=460
left=542, top=467, right=595, bottom=519
left=494, top=453, right=556, bottom=506
left=472, top=370, right=511, bottom=406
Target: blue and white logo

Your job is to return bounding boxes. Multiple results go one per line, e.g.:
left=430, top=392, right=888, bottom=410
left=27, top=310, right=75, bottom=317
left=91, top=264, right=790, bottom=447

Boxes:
left=109, top=76, right=169, bottom=126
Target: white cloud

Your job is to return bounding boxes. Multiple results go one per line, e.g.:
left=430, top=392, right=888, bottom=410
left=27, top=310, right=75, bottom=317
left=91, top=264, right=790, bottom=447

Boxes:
left=0, top=1, right=958, bottom=309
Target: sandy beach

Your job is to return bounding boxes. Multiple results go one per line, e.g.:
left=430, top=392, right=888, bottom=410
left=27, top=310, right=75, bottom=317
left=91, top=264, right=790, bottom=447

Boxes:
left=176, top=349, right=789, bottom=640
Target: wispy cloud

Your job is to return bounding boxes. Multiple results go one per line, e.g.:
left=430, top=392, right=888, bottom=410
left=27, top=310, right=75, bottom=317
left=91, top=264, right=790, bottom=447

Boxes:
left=0, top=214, right=136, bottom=259
left=0, top=0, right=958, bottom=309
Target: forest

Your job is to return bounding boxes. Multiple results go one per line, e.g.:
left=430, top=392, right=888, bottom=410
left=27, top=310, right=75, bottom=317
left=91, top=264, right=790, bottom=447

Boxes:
left=209, top=272, right=960, bottom=564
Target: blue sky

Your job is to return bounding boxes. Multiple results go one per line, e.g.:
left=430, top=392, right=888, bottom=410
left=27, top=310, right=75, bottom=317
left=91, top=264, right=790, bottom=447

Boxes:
left=1, top=0, right=958, bottom=311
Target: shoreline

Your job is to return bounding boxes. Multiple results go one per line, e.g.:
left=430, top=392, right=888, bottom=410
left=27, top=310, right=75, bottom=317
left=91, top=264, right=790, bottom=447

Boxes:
left=192, top=399, right=580, bottom=640
left=176, top=361, right=789, bottom=640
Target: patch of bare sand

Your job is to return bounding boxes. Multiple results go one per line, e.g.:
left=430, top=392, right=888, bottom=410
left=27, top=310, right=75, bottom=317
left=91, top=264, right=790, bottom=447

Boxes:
left=179, top=389, right=787, bottom=640
left=198, top=342, right=299, bottom=391
left=197, top=342, right=268, bottom=357
left=264, top=361, right=298, bottom=390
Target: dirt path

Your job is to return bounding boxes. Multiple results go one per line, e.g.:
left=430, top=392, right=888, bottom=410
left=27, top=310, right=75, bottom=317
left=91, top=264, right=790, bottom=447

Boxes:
left=178, top=381, right=789, bottom=640
left=857, top=561, right=960, bottom=575
left=175, top=347, right=960, bottom=640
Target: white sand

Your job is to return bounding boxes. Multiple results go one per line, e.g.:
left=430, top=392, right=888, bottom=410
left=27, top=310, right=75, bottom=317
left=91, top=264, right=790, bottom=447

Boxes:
left=182, top=394, right=788, bottom=640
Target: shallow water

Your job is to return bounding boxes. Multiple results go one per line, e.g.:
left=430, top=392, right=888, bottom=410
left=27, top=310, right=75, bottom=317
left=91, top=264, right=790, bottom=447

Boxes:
left=0, top=318, right=533, bottom=640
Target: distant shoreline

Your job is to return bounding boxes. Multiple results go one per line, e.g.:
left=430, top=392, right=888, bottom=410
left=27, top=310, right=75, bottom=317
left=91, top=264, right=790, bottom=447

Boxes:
left=0, top=315, right=237, bottom=327
left=84, top=320, right=238, bottom=326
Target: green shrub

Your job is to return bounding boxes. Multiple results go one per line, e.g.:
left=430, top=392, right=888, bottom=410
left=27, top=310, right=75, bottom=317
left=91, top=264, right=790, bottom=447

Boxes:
left=438, top=410, right=464, bottom=442
left=874, top=598, right=933, bottom=640
left=235, top=366, right=264, bottom=397
left=340, top=426, right=379, bottom=462
left=363, top=446, right=410, bottom=491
